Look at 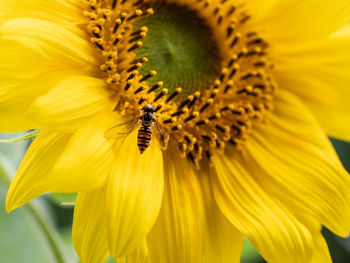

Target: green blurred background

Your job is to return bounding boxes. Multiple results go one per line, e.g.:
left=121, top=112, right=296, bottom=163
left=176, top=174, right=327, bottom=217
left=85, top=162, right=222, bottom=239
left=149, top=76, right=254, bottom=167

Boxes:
left=0, top=133, right=349, bottom=263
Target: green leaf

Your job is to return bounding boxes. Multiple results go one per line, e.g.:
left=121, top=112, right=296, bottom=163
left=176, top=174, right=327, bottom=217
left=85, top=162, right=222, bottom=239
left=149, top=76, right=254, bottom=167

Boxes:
left=107, top=257, right=116, bottom=263
left=0, top=186, right=56, bottom=263
left=328, top=138, right=350, bottom=259
left=60, top=228, right=79, bottom=262
left=0, top=133, right=28, bottom=169
left=241, top=238, right=265, bottom=263
left=330, top=138, right=350, bottom=172
left=48, top=193, right=77, bottom=206
left=0, top=158, right=71, bottom=263
left=0, top=129, right=40, bottom=143
left=323, top=228, right=350, bottom=263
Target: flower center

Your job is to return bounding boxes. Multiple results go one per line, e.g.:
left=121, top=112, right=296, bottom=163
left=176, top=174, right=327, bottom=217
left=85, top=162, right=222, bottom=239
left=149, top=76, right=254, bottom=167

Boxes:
left=133, top=4, right=221, bottom=97
left=84, top=0, right=277, bottom=169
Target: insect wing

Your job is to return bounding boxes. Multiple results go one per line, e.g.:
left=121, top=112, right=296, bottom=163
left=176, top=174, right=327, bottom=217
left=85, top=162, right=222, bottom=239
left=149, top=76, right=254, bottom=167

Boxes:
left=105, top=118, right=140, bottom=139
left=154, top=121, right=181, bottom=152
left=154, top=120, right=168, bottom=145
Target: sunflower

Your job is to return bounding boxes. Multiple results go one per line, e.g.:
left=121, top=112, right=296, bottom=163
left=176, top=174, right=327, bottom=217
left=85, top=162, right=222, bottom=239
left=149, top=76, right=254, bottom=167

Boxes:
left=2, top=0, right=350, bottom=262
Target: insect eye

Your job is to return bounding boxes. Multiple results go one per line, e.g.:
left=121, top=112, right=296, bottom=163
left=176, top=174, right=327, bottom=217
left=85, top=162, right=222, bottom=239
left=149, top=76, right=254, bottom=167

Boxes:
left=142, top=104, right=155, bottom=112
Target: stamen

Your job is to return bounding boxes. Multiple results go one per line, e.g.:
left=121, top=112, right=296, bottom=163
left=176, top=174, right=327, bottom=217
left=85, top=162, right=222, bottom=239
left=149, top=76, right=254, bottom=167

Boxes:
left=128, top=31, right=147, bottom=43
left=246, top=31, right=257, bottom=38
left=200, top=98, right=214, bottom=113
left=132, top=0, right=144, bottom=6
left=138, top=96, right=146, bottom=105
left=153, top=88, right=168, bottom=102
left=126, top=72, right=137, bottom=81
left=140, top=70, right=157, bottom=82
left=131, top=57, right=148, bottom=64
left=124, top=80, right=133, bottom=91
left=127, top=62, right=142, bottom=73
left=227, top=6, right=236, bottom=16
left=209, top=113, right=221, bottom=120
left=163, top=117, right=177, bottom=124
left=213, top=7, right=220, bottom=15
left=227, top=23, right=235, bottom=38
left=130, top=26, right=148, bottom=36
left=220, top=68, right=228, bottom=82
left=224, top=80, right=234, bottom=93
left=247, top=38, right=264, bottom=46
left=187, top=91, right=200, bottom=109
left=217, top=15, right=223, bottom=25
left=215, top=125, right=226, bottom=133
left=155, top=103, right=163, bottom=112
left=240, top=14, right=250, bottom=24
left=113, top=19, right=122, bottom=33
left=128, top=41, right=143, bottom=52
left=184, top=111, right=199, bottom=122
left=171, top=108, right=189, bottom=117
left=178, top=95, right=194, bottom=110
left=127, top=9, right=144, bottom=21
left=112, top=0, right=117, bottom=9
left=195, top=119, right=209, bottom=126
left=166, top=88, right=183, bottom=103
left=205, top=150, right=212, bottom=161
left=113, top=34, right=123, bottom=45
left=230, top=33, right=241, bottom=48
left=172, top=124, right=183, bottom=131
left=147, top=81, right=163, bottom=93
left=134, top=86, right=145, bottom=94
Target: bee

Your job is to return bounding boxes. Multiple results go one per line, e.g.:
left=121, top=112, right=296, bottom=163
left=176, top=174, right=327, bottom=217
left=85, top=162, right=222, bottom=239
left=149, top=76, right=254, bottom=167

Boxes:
left=105, top=104, right=171, bottom=154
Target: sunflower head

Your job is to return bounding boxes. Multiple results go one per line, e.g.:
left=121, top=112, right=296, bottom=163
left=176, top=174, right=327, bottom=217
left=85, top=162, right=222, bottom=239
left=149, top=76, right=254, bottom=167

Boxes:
left=84, top=0, right=276, bottom=168
left=3, top=0, right=350, bottom=263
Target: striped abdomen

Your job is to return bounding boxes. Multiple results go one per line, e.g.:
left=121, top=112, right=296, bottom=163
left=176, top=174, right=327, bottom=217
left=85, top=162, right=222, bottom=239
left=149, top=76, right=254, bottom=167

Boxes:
left=137, top=125, right=152, bottom=154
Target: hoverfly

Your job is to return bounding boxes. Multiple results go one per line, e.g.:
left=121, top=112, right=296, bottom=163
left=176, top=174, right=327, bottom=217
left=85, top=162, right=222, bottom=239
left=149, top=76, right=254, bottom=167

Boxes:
left=105, top=104, right=172, bottom=154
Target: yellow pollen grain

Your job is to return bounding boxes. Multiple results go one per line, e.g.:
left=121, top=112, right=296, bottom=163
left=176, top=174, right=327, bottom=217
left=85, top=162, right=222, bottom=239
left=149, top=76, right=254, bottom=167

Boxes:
left=147, top=8, right=155, bottom=15
left=135, top=9, right=143, bottom=16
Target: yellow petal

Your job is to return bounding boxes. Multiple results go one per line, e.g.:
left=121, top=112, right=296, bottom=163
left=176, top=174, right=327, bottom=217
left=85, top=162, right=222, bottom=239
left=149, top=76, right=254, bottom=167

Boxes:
left=274, top=32, right=350, bottom=141
left=0, top=69, right=77, bottom=132
left=212, top=151, right=313, bottom=263
left=0, top=0, right=84, bottom=27
left=295, top=216, right=332, bottom=263
left=117, top=241, right=150, bottom=263
left=0, top=17, right=100, bottom=132
left=0, top=18, right=98, bottom=79
left=6, top=123, right=114, bottom=211
left=246, top=90, right=350, bottom=237
left=0, top=39, right=50, bottom=80
left=106, top=134, right=164, bottom=258
left=27, top=76, right=111, bottom=130
left=147, top=153, right=205, bottom=263
left=0, top=77, right=19, bottom=95
left=6, top=130, right=71, bottom=211
left=0, top=114, right=33, bottom=133
left=200, top=169, right=244, bottom=263
left=244, top=0, right=279, bottom=21
left=51, top=114, right=114, bottom=191
left=252, top=0, right=350, bottom=49
left=311, top=232, right=332, bottom=263
left=73, top=189, right=109, bottom=263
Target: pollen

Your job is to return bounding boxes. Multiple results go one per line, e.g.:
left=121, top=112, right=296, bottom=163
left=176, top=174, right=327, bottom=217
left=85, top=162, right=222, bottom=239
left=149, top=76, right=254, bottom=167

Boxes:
left=84, top=0, right=276, bottom=169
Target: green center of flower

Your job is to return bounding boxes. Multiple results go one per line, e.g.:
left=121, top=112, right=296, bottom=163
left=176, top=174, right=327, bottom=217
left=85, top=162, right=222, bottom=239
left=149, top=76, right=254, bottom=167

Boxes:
left=134, top=5, right=221, bottom=96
